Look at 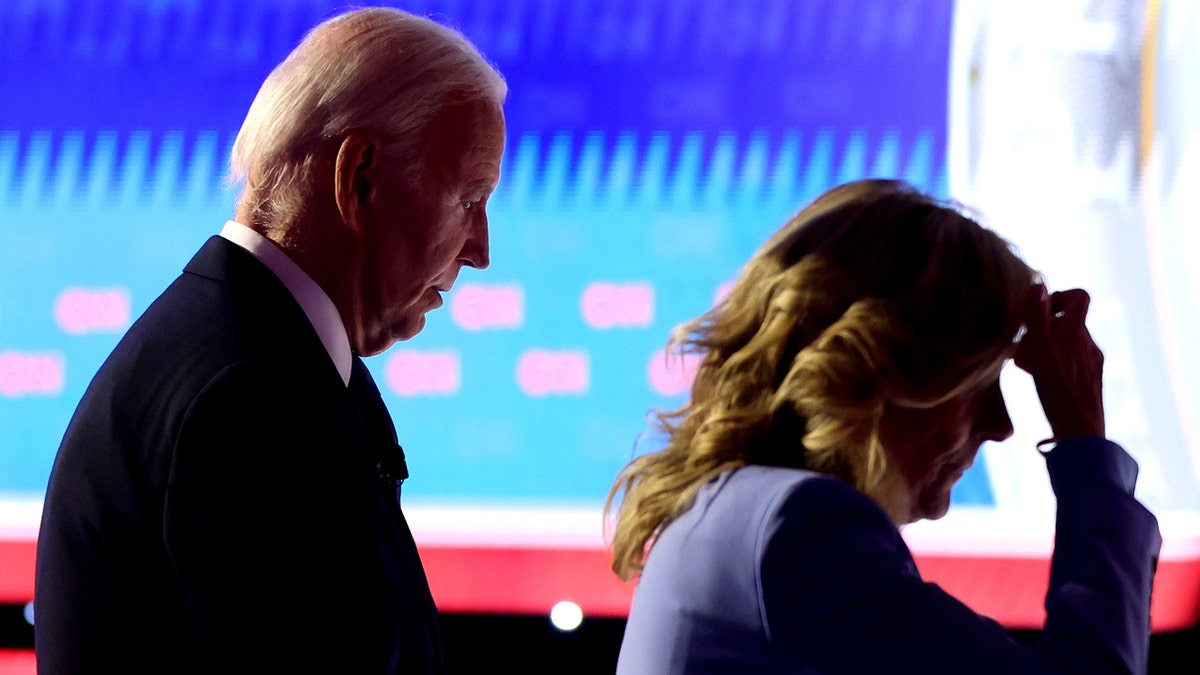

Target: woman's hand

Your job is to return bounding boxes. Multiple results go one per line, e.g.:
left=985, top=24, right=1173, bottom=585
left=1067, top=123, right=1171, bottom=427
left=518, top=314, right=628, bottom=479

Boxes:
left=1013, top=284, right=1106, bottom=441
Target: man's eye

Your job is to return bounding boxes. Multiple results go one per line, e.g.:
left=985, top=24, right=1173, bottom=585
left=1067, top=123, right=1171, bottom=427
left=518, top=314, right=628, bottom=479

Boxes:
left=461, top=201, right=475, bottom=211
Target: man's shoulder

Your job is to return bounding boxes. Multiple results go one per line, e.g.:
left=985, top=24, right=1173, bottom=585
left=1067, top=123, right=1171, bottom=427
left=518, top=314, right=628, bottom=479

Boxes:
left=120, top=238, right=317, bottom=365
left=74, top=237, right=337, bottom=430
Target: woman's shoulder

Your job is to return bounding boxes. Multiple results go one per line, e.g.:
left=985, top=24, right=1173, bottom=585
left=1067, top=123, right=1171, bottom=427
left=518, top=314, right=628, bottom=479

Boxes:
left=677, top=465, right=898, bottom=557
left=711, top=466, right=903, bottom=564
left=650, top=465, right=900, bottom=571
left=709, top=464, right=878, bottom=518
left=653, top=466, right=837, bottom=554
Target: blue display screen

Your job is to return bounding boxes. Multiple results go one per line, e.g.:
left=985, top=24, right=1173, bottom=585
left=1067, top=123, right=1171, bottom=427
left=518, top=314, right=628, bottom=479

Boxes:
left=0, top=0, right=977, bottom=506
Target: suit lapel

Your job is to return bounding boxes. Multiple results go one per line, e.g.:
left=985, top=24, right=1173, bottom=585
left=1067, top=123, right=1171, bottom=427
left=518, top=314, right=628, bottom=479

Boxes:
left=180, top=236, right=443, bottom=670
left=348, top=357, right=445, bottom=672
left=349, top=357, right=409, bottom=489
left=184, top=236, right=348, bottom=393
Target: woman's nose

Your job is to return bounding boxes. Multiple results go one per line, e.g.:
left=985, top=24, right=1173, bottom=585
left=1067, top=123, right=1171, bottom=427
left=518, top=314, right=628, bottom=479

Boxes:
left=975, top=380, right=1014, bottom=443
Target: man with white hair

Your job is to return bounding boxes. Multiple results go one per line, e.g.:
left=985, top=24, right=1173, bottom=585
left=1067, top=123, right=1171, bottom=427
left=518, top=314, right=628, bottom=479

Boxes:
left=35, top=8, right=506, bottom=673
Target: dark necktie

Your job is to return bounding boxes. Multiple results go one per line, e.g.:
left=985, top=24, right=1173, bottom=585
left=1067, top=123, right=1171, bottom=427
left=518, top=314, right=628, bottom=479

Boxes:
left=349, top=357, right=445, bottom=672
left=348, top=357, right=409, bottom=492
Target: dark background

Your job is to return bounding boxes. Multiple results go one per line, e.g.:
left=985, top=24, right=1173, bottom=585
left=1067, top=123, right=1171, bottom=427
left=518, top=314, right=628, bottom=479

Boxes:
left=1, top=605, right=1198, bottom=673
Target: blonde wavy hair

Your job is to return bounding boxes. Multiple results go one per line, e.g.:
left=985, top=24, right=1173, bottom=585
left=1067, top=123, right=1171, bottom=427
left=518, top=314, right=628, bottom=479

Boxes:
left=607, top=179, right=1037, bottom=580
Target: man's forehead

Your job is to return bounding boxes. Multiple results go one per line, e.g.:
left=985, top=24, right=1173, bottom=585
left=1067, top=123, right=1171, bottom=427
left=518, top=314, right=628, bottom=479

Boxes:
left=422, top=100, right=505, bottom=178
left=426, top=99, right=504, bottom=138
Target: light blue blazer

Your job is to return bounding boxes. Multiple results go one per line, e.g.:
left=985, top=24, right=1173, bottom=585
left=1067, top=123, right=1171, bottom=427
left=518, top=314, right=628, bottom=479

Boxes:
left=617, top=437, right=1160, bottom=674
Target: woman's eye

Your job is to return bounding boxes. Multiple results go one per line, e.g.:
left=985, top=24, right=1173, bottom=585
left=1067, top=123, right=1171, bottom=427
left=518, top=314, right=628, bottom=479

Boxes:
left=461, top=200, right=475, bottom=211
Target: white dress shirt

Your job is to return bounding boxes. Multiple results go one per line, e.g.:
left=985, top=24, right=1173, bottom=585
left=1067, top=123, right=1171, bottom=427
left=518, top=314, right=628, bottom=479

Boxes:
left=219, top=221, right=353, bottom=386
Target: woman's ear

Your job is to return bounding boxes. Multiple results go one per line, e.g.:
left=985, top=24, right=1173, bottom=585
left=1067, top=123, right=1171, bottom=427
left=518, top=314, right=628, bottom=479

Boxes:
left=334, top=133, right=380, bottom=232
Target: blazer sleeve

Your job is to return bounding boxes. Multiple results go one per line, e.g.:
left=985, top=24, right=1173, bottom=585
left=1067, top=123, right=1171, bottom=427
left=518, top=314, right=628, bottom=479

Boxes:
left=758, top=437, right=1160, bottom=674
left=162, top=358, right=392, bottom=672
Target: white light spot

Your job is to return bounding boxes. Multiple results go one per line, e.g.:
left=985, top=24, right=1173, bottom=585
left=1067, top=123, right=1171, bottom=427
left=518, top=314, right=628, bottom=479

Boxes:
left=24, top=602, right=34, bottom=625
left=549, top=600, right=583, bottom=632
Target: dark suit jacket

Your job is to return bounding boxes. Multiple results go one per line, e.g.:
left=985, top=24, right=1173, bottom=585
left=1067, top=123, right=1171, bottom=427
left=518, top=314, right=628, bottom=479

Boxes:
left=617, top=438, right=1160, bottom=674
left=36, top=236, right=444, bottom=673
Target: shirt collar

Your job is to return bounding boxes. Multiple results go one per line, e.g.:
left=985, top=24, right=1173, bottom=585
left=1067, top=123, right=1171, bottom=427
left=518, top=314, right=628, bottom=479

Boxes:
left=219, top=221, right=353, bottom=387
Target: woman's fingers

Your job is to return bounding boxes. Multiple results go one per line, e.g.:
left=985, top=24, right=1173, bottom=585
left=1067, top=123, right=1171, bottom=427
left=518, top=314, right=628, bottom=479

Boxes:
left=1049, top=287, right=1090, bottom=317
left=1049, top=288, right=1090, bottom=334
left=1014, top=285, right=1105, bottom=441
left=1014, top=284, right=1049, bottom=373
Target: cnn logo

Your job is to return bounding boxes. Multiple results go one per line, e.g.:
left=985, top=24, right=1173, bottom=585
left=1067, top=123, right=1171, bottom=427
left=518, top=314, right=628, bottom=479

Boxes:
left=516, top=349, right=590, bottom=397
left=54, top=287, right=131, bottom=335
left=0, top=351, right=65, bottom=397
left=580, top=282, right=654, bottom=329
left=450, top=283, right=524, bottom=331
left=384, top=350, right=461, bottom=397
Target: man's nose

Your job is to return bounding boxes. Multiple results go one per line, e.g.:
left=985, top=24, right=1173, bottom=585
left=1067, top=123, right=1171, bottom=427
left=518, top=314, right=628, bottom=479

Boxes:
left=460, top=218, right=490, bottom=270
left=976, top=380, right=1014, bottom=443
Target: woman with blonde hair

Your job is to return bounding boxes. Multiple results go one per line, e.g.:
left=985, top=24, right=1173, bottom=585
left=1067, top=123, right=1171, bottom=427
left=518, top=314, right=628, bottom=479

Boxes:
left=610, top=179, right=1159, bottom=674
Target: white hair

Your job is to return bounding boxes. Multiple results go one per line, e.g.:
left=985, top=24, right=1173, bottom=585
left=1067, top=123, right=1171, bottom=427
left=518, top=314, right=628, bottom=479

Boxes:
left=229, top=7, right=507, bottom=228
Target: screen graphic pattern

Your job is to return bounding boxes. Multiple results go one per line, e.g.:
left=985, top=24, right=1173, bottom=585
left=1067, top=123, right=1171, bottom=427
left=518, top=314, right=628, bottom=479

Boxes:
left=0, top=0, right=983, bottom=508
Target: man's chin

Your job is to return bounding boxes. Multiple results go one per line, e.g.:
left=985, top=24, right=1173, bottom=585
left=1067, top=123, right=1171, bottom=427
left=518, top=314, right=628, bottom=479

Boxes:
left=389, top=316, right=426, bottom=345
left=356, top=325, right=417, bottom=357
left=356, top=342, right=389, bottom=358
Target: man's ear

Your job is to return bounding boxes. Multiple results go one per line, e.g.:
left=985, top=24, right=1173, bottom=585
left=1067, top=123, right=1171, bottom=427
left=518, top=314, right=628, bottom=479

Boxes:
left=334, top=132, right=380, bottom=233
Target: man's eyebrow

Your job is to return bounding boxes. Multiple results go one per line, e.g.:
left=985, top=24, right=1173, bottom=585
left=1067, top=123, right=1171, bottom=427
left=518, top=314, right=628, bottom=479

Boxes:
left=462, top=178, right=499, bottom=193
